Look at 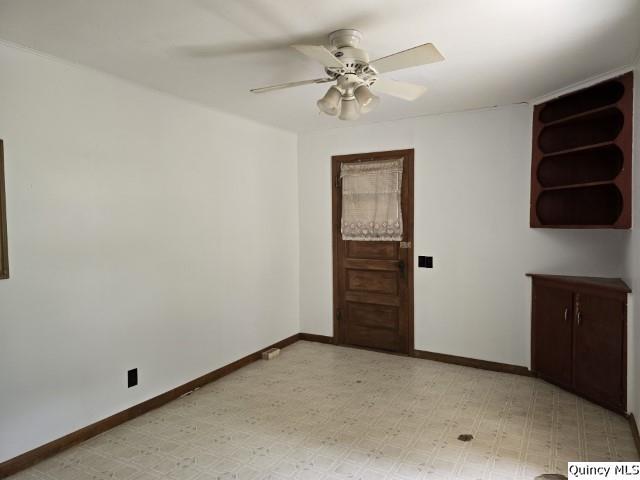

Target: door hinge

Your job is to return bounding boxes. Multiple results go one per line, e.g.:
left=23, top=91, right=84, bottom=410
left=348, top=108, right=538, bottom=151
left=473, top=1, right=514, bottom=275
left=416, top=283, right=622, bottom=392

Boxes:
left=336, top=309, right=342, bottom=321
left=334, top=175, right=342, bottom=189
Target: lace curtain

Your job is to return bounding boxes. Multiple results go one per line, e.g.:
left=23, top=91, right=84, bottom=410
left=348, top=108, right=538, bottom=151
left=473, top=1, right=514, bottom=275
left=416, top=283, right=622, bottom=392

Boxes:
left=340, top=158, right=403, bottom=241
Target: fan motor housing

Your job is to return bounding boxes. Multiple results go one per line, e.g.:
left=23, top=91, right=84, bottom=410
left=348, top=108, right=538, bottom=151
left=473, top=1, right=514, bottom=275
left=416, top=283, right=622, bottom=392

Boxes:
left=327, top=29, right=370, bottom=76
left=335, top=46, right=369, bottom=65
left=329, top=29, right=362, bottom=49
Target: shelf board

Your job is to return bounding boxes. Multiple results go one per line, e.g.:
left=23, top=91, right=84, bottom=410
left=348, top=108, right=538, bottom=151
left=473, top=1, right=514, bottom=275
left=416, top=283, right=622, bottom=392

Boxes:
left=541, top=140, right=617, bottom=157
left=540, top=104, right=617, bottom=127
left=539, top=180, right=616, bottom=192
left=531, top=224, right=621, bottom=229
left=526, top=273, right=631, bottom=293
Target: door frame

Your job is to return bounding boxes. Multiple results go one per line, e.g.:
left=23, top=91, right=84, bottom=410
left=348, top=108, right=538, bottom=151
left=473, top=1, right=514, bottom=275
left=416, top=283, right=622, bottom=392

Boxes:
left=331, top=149, right=415, bottom=353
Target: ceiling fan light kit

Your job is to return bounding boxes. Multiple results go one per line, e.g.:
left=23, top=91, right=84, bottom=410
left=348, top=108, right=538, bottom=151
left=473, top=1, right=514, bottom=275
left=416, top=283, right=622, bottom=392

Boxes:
left=354, top=84, right=379, bottom=114
left=338, top=97, right=361, bottom=121
left=250, top=29, right=444, bottom=121
left=317, top=86, right=342, bottom=116
left=318, top=72, right=379, bottom=119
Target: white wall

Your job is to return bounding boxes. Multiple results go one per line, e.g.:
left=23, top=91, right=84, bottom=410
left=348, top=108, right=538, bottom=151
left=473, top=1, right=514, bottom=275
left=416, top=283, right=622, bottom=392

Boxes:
left=624, top=63, right=640, bottom=420
left=298, top=104, right=629, bottom=367
left=0, top=43, right=299, bottom=462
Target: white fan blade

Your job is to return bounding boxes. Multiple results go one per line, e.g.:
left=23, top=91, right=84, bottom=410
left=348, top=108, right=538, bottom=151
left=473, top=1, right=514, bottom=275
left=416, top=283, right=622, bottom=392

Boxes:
left=250, top=78, right=333, bottom=94
left=370, top=43, right=444, bottom=73
left=371, top=77, right=427, bottom=101
left=291, top=44, right=345, bottom=68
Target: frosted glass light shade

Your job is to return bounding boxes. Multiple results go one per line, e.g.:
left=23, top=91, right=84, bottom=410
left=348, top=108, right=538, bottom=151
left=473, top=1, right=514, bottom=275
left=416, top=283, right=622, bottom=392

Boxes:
left=354, top=85, right=380, bottom=113
left=317, top=86, right=342, bottom=116
left=339, top=97, right=360, bottom=120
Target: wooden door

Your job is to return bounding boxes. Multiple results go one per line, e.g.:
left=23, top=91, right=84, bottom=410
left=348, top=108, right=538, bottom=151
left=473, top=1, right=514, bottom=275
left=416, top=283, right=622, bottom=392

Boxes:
left=531, top=282, right=574, bottom=388
left=332, top=149, right=414, bottom=354
left=573, top=292, right=626, bottom=411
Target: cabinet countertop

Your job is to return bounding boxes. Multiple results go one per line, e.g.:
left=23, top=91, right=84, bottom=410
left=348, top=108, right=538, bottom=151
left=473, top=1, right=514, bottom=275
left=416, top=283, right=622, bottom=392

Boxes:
left=526, top=273, right=631, bottom=294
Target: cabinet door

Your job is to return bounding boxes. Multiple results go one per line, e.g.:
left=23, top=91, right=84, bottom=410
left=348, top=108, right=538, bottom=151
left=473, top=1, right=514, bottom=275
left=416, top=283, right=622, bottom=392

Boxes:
left=532, top=284, right=574, bottom=388
left=574, top=293, right=625, bottom=411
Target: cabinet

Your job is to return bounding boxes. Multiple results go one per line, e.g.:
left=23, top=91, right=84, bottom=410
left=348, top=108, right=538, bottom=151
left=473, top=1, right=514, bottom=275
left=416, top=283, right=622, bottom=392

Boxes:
left=530, top=72, right=633, bottom=228
left=528, top=274, right=629, bottom=413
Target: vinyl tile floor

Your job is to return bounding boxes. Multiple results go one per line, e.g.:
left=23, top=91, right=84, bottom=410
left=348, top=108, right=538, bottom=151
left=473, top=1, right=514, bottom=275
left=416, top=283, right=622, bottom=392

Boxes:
left=8, top=341, right=639, bottom=480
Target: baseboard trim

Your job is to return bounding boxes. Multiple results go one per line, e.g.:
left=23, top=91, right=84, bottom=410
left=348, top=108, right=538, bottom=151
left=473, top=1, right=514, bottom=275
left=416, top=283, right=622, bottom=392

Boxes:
left=299, top=333, right=335, bottom=344
left=0, top=333, right=300, bottom=479
left=630, top=413, right=640, bottom=458
left=299, top=335, right=533, bottom=377
left=413, top=349, right=533, bottom=377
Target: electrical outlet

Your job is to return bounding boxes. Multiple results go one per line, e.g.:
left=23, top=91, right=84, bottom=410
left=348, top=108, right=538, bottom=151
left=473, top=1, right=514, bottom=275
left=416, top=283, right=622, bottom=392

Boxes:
left=418, top=256, right=433, bottom=268
left=127, top=368, right=138, bottom=388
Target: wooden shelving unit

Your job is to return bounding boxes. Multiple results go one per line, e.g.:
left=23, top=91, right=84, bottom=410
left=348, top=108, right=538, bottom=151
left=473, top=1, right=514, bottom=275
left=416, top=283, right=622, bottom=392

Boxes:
left=530, top=72, right=633, bottom=228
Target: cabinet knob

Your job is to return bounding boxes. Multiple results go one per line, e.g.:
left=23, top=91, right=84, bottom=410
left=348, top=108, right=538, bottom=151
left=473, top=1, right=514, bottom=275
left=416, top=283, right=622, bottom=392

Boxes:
left=564, top=307, right=568, bottom=321
left=577, top=310, right=582, bottom=326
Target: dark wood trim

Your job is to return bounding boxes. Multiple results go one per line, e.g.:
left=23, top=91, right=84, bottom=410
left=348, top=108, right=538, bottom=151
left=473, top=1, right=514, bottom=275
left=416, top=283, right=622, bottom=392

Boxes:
left=340, top=342, right=413, bottom=358
left=630, top=413, right=640, bottom=458
left=299, top=333, right=335, bottom=344
left=407, top=154, right=415, bottom=355
left=413, top=349, right=533, bottom=377
left=331, top=156, right=341, bottom=346
left=0, top=333, right=300, bottom=478
left=331, top=149, right=414, bottom=353
left=526, top=273, right=631, bottom=294
left=300, top=333, right=415, bottom=359
left=622, top=304, right=628, bottom=414
left=0, top=139, right=8, bottom=280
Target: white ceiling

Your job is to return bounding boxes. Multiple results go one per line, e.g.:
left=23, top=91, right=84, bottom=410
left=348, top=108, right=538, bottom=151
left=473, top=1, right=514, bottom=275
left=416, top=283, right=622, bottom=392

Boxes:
left=1, top=0, right=639, bottom=132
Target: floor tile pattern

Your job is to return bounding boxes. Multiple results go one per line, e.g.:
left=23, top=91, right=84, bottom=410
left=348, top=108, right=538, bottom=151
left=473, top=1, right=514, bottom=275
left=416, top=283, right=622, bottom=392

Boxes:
left=9, top=341, right=639, bottom=480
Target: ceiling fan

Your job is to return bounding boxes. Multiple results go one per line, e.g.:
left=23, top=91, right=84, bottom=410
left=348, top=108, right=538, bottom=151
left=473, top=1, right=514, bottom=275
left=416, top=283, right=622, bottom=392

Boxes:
left=250, top=29, right=444, bottom=120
